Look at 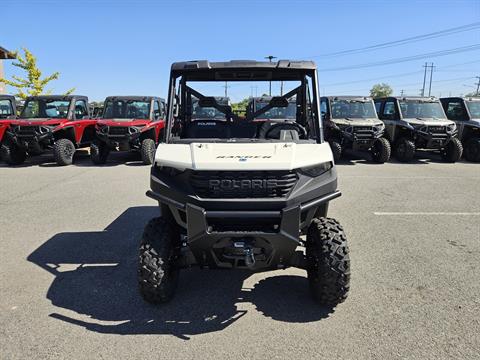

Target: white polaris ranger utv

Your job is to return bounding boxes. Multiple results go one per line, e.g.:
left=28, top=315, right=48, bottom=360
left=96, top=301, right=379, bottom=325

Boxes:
left=139, top=60, right=350, bottom=306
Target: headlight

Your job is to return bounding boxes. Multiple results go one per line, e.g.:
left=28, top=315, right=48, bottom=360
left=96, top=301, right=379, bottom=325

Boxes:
left=299, top=162, right=332, bottom=177
left=447, top=123, right=457, bottom=133
left=374, top=123, right=385, bottom=133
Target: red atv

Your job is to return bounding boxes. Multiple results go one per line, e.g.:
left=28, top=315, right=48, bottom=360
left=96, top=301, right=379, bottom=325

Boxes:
left=0, top=95, right=17, bottom=162
left=91, top=96, right=166, bottom=165
left=2, top=95, right=97, bottom=166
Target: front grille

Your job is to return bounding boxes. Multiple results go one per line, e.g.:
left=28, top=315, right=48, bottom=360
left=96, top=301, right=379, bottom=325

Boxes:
left=428, top=126, right=446, bottom=134
left=16, top=126, right=38, bottom=136
left=190, top=170, right=298, bottom=198
left=353, top=126, right=374, bottom=140
left=108, top=126, right=129, bottom=135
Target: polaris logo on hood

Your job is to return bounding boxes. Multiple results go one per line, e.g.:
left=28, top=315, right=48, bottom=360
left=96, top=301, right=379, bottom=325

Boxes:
left=209, top=179, right=278, bottom=190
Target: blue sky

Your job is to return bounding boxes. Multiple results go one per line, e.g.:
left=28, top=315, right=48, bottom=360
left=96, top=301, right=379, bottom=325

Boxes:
left=2, top=0, right=479, bottom=101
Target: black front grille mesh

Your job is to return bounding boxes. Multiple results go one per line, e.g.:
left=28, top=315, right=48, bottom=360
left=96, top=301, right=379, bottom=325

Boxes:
left=108, top=126, right=129, bottom=135
left=190, top=171, right=297, bottom=198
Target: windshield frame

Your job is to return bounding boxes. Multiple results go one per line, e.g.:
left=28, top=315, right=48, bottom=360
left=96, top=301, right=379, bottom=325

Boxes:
left=329, top=99, right=378, bottom=120
left=102, top=99, right=152, bottom=120
left=465, top=100, right=480, bottom=119
left=0, top=98, right=15, bottom=118
left=164, top=67, right=323, bottom=144
left=398, top=99, right=446, bottom=120
left=20, top=98, right=73, bottom=119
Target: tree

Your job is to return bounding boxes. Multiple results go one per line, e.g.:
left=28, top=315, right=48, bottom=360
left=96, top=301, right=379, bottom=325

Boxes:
left=370, top=83, right=393, bottom=98
left=0, top=47, right=74, bottom=99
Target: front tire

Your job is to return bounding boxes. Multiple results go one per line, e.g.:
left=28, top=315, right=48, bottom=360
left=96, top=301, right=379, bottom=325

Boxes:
left=394, top=137, right=415, bottom=162
left=306, top=217, right=350, bottom=306
left=441, top=137, right=463, bottom=163
left=329, top=141, right=342, bottom=162
left=371, top=137, right=391, bottom=163
left=53, top=138, right=76, bottom=166
left=138, top=217, right=180, bottom=304
left=140, top=138, right=156, bottom=165
left=90, top=141, right=110, bottom=164
left=1, top=141, right=27, bottom=165
left=464, top=137, right=480, bottom=162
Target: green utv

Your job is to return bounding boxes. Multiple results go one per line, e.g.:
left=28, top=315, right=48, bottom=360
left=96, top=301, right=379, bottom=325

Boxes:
left=375, top=96, right=462, bottom=162
left=441, top=97, right=480, bottom=162
left=321, top=96, right=391, bottom=163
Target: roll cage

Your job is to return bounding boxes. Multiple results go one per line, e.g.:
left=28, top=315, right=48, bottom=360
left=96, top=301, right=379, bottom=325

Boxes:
left=164, top=60, right=323, bottom=143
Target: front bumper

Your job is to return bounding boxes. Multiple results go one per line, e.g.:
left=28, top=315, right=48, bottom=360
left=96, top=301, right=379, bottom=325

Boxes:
left=413, top=128, right=455, bottom=149
left=95, top=127, right=142, bottom=148
left=340, top=128, right=384, bottom=150
left=8, top=128, right=53, bottom=151
left=146, top=166, right=340, bottom=269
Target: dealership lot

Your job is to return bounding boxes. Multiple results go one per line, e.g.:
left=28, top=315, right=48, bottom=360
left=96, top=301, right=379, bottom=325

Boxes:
left=0, top=152, right=479, bottom=359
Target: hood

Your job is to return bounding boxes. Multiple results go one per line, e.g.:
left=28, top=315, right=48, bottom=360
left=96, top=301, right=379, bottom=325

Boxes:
left=12, top=118, right=69, bottom=126
left=332, top=118, right=382, bottom=127
left=97, top=118, right=150, bottom=126
left=403, top=118, right=453, bottom=126
left=154, top=142, right=333, bottom=171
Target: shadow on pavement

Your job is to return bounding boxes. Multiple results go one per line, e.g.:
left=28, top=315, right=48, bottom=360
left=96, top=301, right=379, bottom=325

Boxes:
left=28, top=206, right=332, bottom=339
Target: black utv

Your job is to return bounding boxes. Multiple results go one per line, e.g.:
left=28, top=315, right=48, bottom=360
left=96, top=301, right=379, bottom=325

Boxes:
left=440, top=97, right=480, bottom=162
left=321, top=96, right=391, bottom=163
left=375, top=97, right=462, bottom=162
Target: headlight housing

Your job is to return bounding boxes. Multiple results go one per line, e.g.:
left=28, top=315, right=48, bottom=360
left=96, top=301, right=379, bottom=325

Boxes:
left=447, top=123, right=457, bottom=133
left=299, top=162, right=332, bottom=177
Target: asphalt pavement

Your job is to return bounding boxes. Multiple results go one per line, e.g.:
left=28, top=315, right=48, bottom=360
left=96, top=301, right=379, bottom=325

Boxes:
left=0, top=150, right=479, bottom=359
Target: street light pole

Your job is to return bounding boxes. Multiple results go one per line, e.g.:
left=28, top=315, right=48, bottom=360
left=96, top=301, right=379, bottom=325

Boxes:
left=265, top=55, right=277, bottom=96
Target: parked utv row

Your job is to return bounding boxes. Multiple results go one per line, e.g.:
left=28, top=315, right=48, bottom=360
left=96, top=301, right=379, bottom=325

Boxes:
left=321, top=95, right=480, bottom=163
left=0, top=94, right=166, bottom=166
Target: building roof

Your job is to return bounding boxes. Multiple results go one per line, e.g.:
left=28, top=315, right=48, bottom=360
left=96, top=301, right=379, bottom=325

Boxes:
left=0, top=46, right=16, bottom=60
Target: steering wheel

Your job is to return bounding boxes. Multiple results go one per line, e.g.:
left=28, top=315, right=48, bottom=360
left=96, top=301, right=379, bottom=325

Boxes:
left=263, top=122, right=307, bottom=139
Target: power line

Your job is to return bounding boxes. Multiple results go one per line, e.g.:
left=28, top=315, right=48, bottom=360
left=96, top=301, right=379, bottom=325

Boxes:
left=310, top=22, right=480, bottom=59
left=321, top=44, right=480, bottom=72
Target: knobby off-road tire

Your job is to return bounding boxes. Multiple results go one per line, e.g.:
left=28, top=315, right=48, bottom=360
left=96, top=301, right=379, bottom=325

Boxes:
left=395, top=137, right=415, bottom=162
left=1, top=141, right=27, bottom=165
left=306, top=217, right=350, bottom=306
left=90, top=141, right=110, bottom=164
left=141, top=138, right=156, bottom=165
left=138, top=217, right=180, bottom=304
left=329, top=141, right=342, bottom=162
left=464, top=137, right=480, bottom=162
left=371, top=137, right=391, bottom=163
left=442, top=137, right=463, bottom=163
left=53, top=138, right=76, bottom=166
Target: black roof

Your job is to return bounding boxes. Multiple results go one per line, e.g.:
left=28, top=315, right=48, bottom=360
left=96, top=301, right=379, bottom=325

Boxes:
left=0, top=94, right=15, bottom=100
left=24, top=95, right=87, bottom=101
left=104, top=95, right=165, bottom=102
left=251, top=95, right=296, bottom=102
left=441, top=96, right=480, bottom=101
left=171, top=60, right=316, bottom=71
left=376, top=96, right=440, bottom=101
left=323, top=96, right=373, bottom=101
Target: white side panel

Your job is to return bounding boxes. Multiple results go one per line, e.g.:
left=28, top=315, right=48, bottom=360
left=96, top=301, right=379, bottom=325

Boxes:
left=155, top=142, right=334, bottom=171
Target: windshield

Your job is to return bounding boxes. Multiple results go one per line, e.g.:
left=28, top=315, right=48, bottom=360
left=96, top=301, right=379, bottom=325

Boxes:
left=331, top=100, right=377, bottom=119
left=21, top=99, right=71, bottom=119
left=170, top=77, right=319, bottom=142
left=399, top=100, right=446, bottom=119
left=254, top=101, right=296, bottom=120
left=466, top=101, right=480, bottom=118
left=103, top=100, right=150, bottom=119
left=0, top=99, right=14, bottom=118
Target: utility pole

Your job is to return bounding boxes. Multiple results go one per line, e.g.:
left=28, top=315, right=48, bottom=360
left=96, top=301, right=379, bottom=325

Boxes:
left=400, top=89, right=405, bottom=96
left=222, top=81, right=230, bottom=97
left=421, top=62, right=428, bottom=97
left=475, top=76, right=480, bottom=96
left=265, top=55, right=277, bottom=96
left=428, top=62, right=435, bottom=97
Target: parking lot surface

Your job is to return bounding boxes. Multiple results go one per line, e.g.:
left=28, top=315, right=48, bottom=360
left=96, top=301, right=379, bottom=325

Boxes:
left=1, top=151, right=479, bottom=359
